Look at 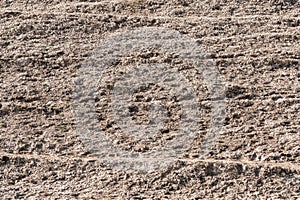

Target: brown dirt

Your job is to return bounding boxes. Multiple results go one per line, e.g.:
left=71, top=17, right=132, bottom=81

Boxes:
left=0, top=0, right=300, bottom=199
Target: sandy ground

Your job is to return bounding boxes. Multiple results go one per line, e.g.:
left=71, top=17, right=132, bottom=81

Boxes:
left=0, top=0, right=300, bottom=199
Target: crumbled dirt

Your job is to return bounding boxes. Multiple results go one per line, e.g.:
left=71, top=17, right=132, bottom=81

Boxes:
left=0, top=0, right=299, bottom=199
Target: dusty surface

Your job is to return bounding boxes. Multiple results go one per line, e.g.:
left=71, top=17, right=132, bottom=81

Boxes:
left=0, top=0, right=300, bottom=199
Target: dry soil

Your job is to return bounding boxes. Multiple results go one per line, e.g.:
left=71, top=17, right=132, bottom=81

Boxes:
left=0, top=0, right=300, bottom=199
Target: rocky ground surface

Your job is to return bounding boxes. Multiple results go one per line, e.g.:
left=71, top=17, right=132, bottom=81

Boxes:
left=0, top=0, right=300, bottom=199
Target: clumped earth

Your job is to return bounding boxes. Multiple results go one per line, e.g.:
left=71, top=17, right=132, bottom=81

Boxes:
left=0, top=0, right=300, bottom=199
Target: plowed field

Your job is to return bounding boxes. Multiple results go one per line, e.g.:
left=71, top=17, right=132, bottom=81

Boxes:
left=0, top=0, right=299, bottom=199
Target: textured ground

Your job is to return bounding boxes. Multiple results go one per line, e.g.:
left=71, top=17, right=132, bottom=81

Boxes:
left=0, top=0, right=300, bottom=199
